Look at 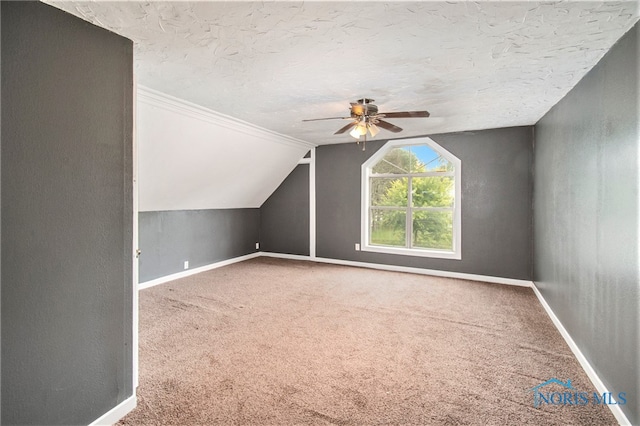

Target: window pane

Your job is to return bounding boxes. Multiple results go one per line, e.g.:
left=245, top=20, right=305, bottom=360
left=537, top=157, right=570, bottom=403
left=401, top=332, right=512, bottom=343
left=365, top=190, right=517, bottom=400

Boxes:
left=409, top=145, right=453, bottom=172
left=370, top=177, right=408, bottom=207
left=412, top=211, right=453, bottom=250
left=411, top=177, right=454, bottom=208
left=371, top=147, right=413, bottom=174
left=370, top=209, right=406, bottom=247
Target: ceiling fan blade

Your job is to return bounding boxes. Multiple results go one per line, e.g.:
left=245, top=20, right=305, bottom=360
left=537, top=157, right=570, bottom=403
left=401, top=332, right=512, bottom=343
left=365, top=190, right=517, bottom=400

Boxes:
left=302, top=117, right=350, bottom=122
left=334, top=121, right=356, bottom=135
left=379, top=111, right=430, bottom=118
left=376, top=120, right=403, bottom=133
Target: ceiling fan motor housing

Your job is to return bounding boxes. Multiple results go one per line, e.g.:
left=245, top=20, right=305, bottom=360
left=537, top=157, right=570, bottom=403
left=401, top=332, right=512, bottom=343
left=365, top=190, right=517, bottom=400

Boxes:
left=350, top=101, right=378, bottom=118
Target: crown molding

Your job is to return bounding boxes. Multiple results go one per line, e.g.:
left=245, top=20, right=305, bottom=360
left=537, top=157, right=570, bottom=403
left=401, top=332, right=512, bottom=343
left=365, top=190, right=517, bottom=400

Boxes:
left=137, top=85, right=316, bottom=150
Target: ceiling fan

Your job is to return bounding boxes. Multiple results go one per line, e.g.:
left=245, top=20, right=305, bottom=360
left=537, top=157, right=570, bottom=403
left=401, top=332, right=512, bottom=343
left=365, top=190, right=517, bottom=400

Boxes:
left=303, top=98, right=430, bottom=150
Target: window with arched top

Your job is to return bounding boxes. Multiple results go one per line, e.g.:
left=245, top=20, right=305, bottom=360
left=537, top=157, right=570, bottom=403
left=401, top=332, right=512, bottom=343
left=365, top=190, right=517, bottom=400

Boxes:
left=361, top=137, right=462, bottom=259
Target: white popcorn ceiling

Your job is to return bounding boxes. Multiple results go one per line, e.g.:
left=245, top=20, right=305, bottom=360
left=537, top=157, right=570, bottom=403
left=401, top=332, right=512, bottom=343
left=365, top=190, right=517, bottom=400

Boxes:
left=47, top=1, right=639, bottom=145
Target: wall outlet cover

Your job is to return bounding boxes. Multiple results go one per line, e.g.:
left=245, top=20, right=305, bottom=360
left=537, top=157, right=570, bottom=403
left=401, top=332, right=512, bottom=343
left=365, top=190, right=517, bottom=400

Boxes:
left=183, top=261, right=189, bottom=269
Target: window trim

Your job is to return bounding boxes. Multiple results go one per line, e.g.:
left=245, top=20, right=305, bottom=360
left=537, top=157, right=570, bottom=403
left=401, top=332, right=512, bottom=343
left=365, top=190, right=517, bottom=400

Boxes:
left=361, top=137, right=462, bottom=260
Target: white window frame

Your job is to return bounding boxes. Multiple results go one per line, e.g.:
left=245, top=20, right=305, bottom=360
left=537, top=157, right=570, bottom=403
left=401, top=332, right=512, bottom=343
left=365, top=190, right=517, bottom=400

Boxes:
left=361, top=137, right=462, bottom=260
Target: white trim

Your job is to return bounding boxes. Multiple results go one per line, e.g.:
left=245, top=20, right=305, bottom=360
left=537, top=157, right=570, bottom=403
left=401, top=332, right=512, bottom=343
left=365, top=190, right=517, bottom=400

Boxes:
left=360, top=137, right=462, bottom=260
left=260, top=252, right=311, bottom=262
left=531, top=284, right=632, bottom=426
left=295, top=150, right=316, bottom=258
left=260, top=252, right=532, bottom=287
left=361, top=244, right=462, bottom=260
left=309, top=148, right=317, bottom=259
left=138, top=252, right=261, bottom=290
left=132, top=79, right=139, bottom=390
left=89, top=395, right=136, bottom=426
left=137, top=86, right=315, bottom=150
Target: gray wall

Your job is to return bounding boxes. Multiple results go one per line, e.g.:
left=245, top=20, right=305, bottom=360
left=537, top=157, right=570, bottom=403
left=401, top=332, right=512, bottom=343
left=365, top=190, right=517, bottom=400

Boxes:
left=533, top=23, right=639, bottom=425
left=139, top=209, right=259, bottom=283
left=1, top=2, right=133, bottom=424
left=260, top=164, right=310, bottom=256
left=316, top=127, right=533, bottom=280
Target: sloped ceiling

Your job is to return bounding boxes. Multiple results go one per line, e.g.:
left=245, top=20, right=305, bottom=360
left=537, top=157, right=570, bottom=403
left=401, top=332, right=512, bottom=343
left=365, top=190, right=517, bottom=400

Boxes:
left=46, top=1, right=639, bottom=145
left=136, top=87, right=313, bottom=211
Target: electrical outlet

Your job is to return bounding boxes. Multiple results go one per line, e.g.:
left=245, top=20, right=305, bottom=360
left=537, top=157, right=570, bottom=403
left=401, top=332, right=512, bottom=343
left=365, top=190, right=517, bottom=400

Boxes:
left=183, top=261, right=189, bottom=270
left=355, top=243, right=360, bottom=251
left=255, top=242, right=260, bottom=250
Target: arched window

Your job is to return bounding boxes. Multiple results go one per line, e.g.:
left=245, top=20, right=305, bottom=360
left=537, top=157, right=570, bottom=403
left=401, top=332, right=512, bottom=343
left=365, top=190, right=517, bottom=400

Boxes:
left=361, top=137, right=461, bottom=259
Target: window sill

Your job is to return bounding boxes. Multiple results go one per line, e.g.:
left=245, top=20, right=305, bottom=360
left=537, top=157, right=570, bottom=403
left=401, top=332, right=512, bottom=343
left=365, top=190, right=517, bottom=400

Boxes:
left=361, top=244, right=462, bottom=260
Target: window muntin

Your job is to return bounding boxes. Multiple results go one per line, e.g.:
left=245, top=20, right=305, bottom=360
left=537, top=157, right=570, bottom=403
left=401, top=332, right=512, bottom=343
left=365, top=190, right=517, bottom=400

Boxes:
left=362, top=138, right=461, bottom=259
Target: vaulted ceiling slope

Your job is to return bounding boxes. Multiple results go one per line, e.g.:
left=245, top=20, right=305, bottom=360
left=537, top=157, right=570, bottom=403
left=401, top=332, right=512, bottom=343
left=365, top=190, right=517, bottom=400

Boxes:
left=137, top=87, right=312, bottom=211
left=47, top=1, right=638, bottom=146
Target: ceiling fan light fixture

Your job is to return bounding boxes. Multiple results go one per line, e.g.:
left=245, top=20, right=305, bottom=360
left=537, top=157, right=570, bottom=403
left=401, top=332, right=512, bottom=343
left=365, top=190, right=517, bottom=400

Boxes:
left=350, top=121, right=367, bottom=139
left=368, top=122, right=380, bottom=137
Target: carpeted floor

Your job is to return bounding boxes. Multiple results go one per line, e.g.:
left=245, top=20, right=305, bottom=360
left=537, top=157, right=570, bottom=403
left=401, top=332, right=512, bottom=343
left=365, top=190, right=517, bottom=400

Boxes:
left=120, top=257, right=618, bottom=425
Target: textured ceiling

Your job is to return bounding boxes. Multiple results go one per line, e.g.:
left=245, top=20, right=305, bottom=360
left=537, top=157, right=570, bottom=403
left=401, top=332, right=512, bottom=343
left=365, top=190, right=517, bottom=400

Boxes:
left=47, top=1, right=639, bottom=145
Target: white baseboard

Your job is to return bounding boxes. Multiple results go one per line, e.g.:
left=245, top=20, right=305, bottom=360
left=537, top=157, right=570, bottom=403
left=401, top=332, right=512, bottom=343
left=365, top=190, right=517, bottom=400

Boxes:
left=260, top=252, right=533, bottom=287
left=141, top=251, right=532, bottom=289
left=259, top=252, right=310, bottom=262
left=531, top=283, right=631, bottom=426
left=89, top=394, right=136, bottom=426
left=139, top=252, right=261, bottom=289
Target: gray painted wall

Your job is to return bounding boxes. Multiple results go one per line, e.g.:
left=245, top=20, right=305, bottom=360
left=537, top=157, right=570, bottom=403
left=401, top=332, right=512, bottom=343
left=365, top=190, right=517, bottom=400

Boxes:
left=316, top=127, right=533, bottom=280
left=1, top=2, right=133, bottom=424
left=534, top=23, right=639, bottom=425
left=139, top=209, right=259, bottom=283
left=260, top=164, right=310, bottom=256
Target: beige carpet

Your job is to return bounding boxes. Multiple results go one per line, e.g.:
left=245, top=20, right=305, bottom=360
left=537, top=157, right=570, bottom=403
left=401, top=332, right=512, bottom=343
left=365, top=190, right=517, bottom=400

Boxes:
left=120, top=257, right=617, bottom=425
